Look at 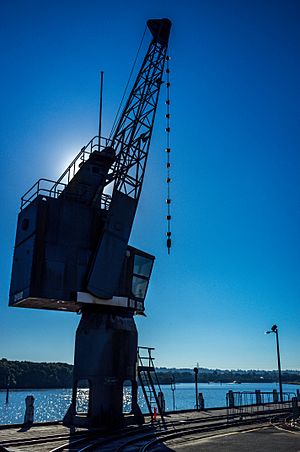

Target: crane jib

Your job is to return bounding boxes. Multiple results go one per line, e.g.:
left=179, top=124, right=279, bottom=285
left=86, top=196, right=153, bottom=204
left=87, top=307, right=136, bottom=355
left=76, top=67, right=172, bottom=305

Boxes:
left=147, top=18, right=171, bottom=47
left=110, top=19, right=172, bottom=204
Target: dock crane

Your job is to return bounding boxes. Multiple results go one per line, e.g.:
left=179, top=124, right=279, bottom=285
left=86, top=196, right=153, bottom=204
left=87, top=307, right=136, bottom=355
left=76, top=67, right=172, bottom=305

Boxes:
left=9, top=18, right=171, bottom=428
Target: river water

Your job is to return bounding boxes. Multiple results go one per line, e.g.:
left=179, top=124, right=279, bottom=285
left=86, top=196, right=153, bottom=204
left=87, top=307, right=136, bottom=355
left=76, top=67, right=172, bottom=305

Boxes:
left=1, top=382, right=299, bottom=425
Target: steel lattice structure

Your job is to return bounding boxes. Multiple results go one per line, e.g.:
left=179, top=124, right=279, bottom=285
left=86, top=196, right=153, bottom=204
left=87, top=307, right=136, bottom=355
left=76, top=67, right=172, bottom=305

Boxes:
left=110, top=21, right=170, bottom=201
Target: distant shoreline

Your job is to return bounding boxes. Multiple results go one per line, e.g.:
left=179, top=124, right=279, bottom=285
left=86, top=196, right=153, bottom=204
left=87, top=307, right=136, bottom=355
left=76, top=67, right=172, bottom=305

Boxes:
left=1, top=381, right=300, bottom=392
left=1, top=358, right=300, bottom=390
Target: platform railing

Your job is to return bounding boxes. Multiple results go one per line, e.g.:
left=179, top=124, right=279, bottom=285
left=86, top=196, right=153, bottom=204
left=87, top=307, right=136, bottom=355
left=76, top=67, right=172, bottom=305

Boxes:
left=54, top=135, right=111, bottom=188
left=20, top=135, right=112, bottom=210
left=21, top=179, right=67, bottom=210
left=138, top=346, right=156, bottom=369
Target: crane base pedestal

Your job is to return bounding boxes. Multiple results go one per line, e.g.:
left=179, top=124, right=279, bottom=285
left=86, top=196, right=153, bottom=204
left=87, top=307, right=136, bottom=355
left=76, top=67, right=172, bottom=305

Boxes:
left=63, top=308, right=144, bottom=429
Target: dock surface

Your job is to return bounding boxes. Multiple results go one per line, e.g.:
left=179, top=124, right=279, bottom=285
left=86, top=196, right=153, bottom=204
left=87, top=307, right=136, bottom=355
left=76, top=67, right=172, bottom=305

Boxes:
left=0, top=406, right=299, bottom=451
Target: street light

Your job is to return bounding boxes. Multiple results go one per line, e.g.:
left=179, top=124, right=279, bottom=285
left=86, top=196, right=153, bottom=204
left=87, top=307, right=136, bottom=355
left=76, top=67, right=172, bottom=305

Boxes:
left=170, top=375, right=176, bottom=411
left=194, top=367, right=199, bottom=410
left=265, top=324, right=283, bottom=403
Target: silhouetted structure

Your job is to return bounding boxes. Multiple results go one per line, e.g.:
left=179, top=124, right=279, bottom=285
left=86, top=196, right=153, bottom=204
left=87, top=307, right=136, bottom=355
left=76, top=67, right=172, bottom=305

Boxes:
left=266, top=324, right=283, bottom=403
left=9, top=18, right=171, bottom=429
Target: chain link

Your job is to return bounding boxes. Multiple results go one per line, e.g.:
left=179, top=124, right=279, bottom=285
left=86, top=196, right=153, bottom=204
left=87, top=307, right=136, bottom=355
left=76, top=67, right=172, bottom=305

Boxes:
left=165, top=55, right=172, bottom=254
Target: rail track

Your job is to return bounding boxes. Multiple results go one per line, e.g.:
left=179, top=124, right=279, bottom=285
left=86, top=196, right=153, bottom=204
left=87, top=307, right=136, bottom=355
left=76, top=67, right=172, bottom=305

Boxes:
left=0, top=406, right=295, bottom=452
left=100, top=416, right=275, bottom=451
left=0, top=429, right=92, bottom=451
left=53, top=406, right=294, bottom=451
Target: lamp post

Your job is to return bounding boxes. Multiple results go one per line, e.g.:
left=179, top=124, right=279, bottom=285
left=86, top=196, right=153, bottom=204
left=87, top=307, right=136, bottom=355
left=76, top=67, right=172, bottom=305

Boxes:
left=6, top=375, right=10, bottom=404
left=194, top=367, right=199, bottom=410
left=266, top=324, right=283, bottom=403
left=170, top=375, right=176, bottom=411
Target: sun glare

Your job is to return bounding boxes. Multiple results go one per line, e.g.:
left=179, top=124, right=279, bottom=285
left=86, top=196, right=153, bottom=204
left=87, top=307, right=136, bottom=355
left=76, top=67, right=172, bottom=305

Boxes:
left=56, top=148, right=81, bottom=178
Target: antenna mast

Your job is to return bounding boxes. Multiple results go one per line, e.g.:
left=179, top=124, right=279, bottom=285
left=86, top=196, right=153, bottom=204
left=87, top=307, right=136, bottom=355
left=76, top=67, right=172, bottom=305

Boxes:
left=98, top=71, right=104, bottom=149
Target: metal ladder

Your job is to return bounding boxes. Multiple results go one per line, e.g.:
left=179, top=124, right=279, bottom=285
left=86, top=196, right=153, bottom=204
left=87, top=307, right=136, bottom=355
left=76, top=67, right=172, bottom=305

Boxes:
left=137, top=346, right=164, bottom=422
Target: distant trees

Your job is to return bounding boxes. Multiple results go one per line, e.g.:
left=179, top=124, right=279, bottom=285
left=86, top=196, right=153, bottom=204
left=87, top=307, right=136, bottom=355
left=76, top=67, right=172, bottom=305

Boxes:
left=155, top=368, right=300, bottom=385
left=0, top=359, right=72, bottom=389
left=0, top=358, right=299, bottom=389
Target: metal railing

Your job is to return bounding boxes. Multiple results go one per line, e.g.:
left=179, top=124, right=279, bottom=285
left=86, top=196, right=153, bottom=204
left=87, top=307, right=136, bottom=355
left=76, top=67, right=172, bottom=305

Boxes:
left=100, top=193, right=112, bottom=211
left=137, top=347, right=165, bottom=422
left=21, top=179, right=67, bottom=210
left=54, top=135, right=111, bottom=188
left=20, top=135, right=112, bottom=211
left=226, top=390, right=296, bottom=418
left=138, top=346, right=156, bottom=369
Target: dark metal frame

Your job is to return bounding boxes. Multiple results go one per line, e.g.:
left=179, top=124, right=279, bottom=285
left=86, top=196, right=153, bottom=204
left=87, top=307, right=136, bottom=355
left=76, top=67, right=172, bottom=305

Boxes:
left=266, top=324, right=283, bottom=403
left=20, top=32, right=168, bottom=213
left=20, top=135, right=110, bottom=211
left=137, top=346, right=165, bottom=422
left=110, top=38, right=168, bottom=201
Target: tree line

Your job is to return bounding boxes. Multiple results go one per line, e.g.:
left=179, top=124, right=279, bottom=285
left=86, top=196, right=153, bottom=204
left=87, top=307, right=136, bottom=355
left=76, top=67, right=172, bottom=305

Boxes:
left=155, top=369, right=300, bottom=385
left=0, top=358, right=72, bottom=389
left=0, top=358, right=299, bottom=389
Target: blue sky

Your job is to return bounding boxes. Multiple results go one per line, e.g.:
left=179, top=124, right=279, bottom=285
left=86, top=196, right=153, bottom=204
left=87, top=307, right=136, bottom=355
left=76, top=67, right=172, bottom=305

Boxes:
left=0, top=0, right=299, bottom=370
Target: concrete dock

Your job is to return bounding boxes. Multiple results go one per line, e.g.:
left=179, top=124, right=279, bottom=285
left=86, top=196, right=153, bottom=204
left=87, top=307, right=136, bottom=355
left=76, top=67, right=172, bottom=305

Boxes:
left=172, top=425, right=300, bottom=451
left=0, top=406, right=299, bottom=451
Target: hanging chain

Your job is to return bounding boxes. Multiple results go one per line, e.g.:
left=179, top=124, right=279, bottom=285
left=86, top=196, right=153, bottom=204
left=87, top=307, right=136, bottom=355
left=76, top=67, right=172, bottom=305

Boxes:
left=165, top=55, right=172, bottom=254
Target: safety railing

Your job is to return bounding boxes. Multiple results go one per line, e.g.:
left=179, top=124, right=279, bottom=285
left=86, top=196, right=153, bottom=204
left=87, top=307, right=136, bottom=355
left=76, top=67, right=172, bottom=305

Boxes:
left=138, top=346, right=156, bottom=369
left=20, top=135, right=111, bottom=210
left=137, top=347, right=165, bottom=422
left=226, top=390, right=296, bottom=419
left=100, top=193, right=112, bottom=211
left=21, top=179, right=67, bottom=210
left=54, top=135, right=111, bottom=188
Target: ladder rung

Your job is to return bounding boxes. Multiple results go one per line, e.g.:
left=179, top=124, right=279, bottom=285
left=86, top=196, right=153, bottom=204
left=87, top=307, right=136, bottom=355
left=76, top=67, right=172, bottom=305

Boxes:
left=139, top=356, right=155, bottom=360
left=138, top=350, right=164, bottom=422
left=138, top=366, right=154, bottom=372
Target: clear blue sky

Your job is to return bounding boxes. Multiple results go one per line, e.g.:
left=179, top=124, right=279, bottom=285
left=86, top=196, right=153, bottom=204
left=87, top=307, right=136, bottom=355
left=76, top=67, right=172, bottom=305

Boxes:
left=0, top=0, right=299, bottom=370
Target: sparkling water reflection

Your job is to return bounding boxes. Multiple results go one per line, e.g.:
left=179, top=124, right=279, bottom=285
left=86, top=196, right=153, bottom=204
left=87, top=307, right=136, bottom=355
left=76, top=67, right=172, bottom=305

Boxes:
left=0, top=382, right=299, bottom=424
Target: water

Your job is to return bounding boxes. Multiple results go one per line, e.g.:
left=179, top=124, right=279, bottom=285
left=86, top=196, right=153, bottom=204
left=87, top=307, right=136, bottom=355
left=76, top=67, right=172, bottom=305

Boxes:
left=1, top=382, right=299, bottom=425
